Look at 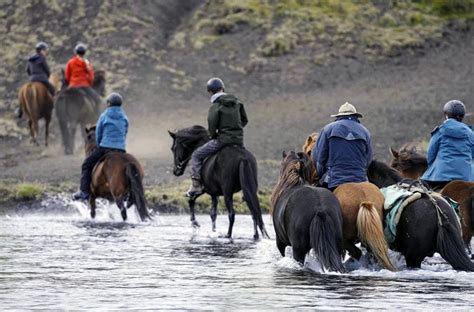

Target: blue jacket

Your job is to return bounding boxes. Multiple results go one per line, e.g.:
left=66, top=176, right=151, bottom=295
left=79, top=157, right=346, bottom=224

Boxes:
left=313, top=116, right=373, bottom=188
left=96, top=106, right=128, bottom=151
left=422, top=118, right=473, bottom=182
left=26, top=54, right=50, bottom=83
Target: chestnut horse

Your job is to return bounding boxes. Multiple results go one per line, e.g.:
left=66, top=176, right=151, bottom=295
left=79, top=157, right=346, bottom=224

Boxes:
left=271, top=151, right=345, bottom=272
left=302, top=133, right=396, bottom=271
left=17, top=74, right=61, bottom=146
left=84, top=125, right=150, bottom=221
left=390, top=145, right=474, bottom=254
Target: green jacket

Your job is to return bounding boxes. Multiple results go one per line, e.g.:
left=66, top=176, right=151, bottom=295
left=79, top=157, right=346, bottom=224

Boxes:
left=208, top=94, right=248, bottom=145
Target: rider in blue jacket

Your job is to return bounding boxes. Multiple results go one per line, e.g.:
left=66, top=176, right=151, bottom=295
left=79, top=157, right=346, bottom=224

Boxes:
left=313, top=102, right=373, bottom=190
left=422, top=100, right=473, bottom=190
left=73, top=93, right=128, bottom=200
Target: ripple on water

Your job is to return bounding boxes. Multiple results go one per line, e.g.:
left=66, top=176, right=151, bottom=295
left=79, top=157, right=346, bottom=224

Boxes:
left=0, top=200, right=473, bottom=309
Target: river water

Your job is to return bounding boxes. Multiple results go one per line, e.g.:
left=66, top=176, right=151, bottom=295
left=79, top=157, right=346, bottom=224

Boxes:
left=1, top=197, right=473, bottom=310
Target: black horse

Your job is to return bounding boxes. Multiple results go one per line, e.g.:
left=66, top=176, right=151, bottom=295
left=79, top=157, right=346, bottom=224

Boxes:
left=271, top=151, right=345, bottom=272
left=55, top=70, right=106, bottom=155
left=368, top=160, right=474, bottom=271
left=168, top=125, right=269, bottom=239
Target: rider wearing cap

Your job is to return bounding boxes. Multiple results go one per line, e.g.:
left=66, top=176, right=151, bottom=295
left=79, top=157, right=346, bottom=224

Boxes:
left=186, top=77, right=248, bottom=197
left=421, top=100, right=473, bottom=190
left=73, top=93, right=129, bottom=201
left=313, top=102, right=373, bottom=190
left=65, top=43, right=101, bottom=105
left=17, top=42, right=55, bottom=118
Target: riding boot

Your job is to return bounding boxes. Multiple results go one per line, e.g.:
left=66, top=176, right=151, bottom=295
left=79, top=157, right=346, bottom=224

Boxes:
left=186, top=177, right=204, bottom=197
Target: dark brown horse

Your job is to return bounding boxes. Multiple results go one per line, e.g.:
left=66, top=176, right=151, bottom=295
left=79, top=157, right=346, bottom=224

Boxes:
left=56, top=70, right=106, bottom=154
left=390, top=145, right=474, bottom=253
left=271, top=151, right=345, bottom=272
left=84, top=125, right=150, bottom=221
left=17, top=73, right=61, bottom=146
left=302, top=133, right=396, bottom=271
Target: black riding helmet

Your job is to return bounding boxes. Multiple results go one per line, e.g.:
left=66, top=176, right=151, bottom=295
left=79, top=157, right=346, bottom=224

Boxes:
left=75, top=43, right=87, bottom=55
left=107, top=92, right=123, bottom=106
left=207, top=77, right=225, bottom=94
left=35, top=41, right=48, bottom=52
left=443, top=100, right=465, bottom=121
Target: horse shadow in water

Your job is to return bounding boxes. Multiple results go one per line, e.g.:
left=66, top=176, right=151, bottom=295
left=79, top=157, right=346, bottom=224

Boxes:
left=390, top=145, right=474, bottom=255
left=55, top=70, right=106, bottom=155
left=368, top=160, right=474, bottom=271
left=83, top=125, right=150, bottom=222
left=168, top=125, right=269, bottom=240
left=271, top=151, right=345, bottom=272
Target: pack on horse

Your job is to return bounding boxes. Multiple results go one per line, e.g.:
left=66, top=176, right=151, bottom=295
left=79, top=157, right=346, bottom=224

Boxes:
left=17, top=73, right=61, bottom=146
left=302, top=133, right=396, bottom=271
left=55, top=70, right=106, bottom=154
left=168, top=125, right=269, bottom=239
left=271, top=151, right=345, bottom=272
left=368, top=160, right=474, bottom=270
left=83, top=125, right=150, bottom=221
left=390, top=145, right=474, bottom=254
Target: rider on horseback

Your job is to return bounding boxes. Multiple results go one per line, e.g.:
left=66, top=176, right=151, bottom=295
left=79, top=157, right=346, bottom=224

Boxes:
left=17, top=42, right=55, bottom=118
left=186, top=77, right=248, bottom=197
left=64, top=43, right=101, bottom=105
left=312, top=102, right=373, bottom=190
left=421, top=100, right=473, bottom=190
left=73, top=93, right=128, bottom=201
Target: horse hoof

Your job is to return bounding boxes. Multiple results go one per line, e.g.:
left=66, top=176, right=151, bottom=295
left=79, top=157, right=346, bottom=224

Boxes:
left=191, top=220, right=200, bottom=228
left=91, top=212, right=96, bottom=219
left=253, top=233, right=260, bottom=240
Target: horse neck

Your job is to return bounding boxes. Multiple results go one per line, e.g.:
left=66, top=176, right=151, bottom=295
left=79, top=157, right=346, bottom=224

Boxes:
left=370, top=161, right=403, bottom=187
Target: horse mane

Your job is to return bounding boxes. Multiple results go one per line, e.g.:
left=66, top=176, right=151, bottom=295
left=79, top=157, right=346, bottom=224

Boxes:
left=176, top=125, right=209, bottom=144
left=271, top=152, right=306, bottom=212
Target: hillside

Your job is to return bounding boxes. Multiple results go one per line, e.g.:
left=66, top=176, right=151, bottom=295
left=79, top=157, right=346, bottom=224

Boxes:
left=1, top=0, right=473, bottom=187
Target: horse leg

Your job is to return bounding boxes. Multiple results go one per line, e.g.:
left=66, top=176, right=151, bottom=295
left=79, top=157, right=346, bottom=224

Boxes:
left=276, top=237, right=287, bottom=257
left=344, top=240, right=362, bottom=260
left=189, top=197, right=200, bottom=228
left=210, top=196, right=218, bottom=232
left=28, top=120, right=38, bottom=146
left=45, top=116, right=51, bottom=147
left=292, top=246, right=307, bottom=265
left=224, top=195, right=235, bottom=238
left=32, top=120, right=40, bottom=146
left=58, top=118, right=71, bottom=154
left=89, top=196, right=97, bottom=219
left=69, top=124, right=77, bottom=154
left=405, top=256, right=422, bottom=269
left=116, top=196, right=127, bottom=221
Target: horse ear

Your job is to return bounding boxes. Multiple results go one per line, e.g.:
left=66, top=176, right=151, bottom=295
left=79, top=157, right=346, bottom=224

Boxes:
left=389, top=146, right=399, bottom=159
left=85, top=124, right=96, bottom=133
left=282, top=151, right=287, bottom=159
left=168, top=130, right=176, bottom=139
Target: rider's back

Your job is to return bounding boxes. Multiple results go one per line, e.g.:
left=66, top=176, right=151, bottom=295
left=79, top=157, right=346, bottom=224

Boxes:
left=27, top=54, right=50, bottom=83
left=65, top=55, right=94, bottom=88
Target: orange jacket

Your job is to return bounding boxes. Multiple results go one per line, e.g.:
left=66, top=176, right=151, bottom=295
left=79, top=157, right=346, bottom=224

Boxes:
left=65, top=55, right=95, bottom=88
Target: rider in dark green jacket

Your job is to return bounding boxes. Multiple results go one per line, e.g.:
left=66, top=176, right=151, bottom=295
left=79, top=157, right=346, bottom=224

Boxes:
left=186, top=77, right=248, bottom=197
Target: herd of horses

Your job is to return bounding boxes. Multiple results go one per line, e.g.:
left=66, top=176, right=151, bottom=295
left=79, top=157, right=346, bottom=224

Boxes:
left=16, top=75, right=473, bottom=273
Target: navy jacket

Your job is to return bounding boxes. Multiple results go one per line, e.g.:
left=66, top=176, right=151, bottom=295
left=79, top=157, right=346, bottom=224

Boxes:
left=422, top=118, right=473, bottom=182
left=96, top=106, right=129, bottom=151
left=26, top=54, right=50, bottom=83
left=313, top=116, right=373, bottom=188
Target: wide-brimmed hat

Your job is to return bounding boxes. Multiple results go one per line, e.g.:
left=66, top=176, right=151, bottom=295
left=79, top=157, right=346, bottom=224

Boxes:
left=330, top=102, right=363, bottom=118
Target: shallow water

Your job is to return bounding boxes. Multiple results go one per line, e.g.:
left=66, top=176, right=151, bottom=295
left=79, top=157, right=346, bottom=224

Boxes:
left=0, top=198, right=473, bottom=310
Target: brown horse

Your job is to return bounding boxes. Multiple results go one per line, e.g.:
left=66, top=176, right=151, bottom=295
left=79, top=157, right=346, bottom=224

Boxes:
left=302, top=133, right=396, bottom=271
left=17, top=74, right=61, bottom=146
left=390, top=145, right=474, bottom=253
left=84, top=125, right=150, bottom=222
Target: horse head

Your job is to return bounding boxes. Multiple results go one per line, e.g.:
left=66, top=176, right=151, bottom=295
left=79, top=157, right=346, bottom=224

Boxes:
left=49, top=72, right=63, bottom=93
left=84, top=124, right=98, bottom=157
left=93, top=70, right=106, bottom=97
left=389, top=144, right=427, bottom=179
left=302, top=132, right=318, bottom=156
left=168, top=125, right=209, bottom=176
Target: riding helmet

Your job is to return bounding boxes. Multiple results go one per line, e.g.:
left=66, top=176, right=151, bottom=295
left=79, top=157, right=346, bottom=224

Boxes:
left=107, top=92, right=123, bottom=106
left=35, top=41, right=49, bottom=51
left=443, top=100, right=465, bottom=120
left=207, top=77, right=225, bottom=93
left=74, top=43, right=87, bottom=55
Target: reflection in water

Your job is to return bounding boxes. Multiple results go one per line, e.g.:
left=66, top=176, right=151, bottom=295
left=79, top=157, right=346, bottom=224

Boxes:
left=0, top=206, right=473, bottom=310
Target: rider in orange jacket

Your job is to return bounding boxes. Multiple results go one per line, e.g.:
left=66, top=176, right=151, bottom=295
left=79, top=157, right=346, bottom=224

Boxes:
left=64, top=43, right=101, bottom=104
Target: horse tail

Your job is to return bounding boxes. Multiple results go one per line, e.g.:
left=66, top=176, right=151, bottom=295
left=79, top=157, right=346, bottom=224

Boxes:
left=436, top=204, right=474, bottom=271
left=357, top=201, right=397, bottom=271
left=125, top=163, right=150, bottom=221
left=310, top=211, right=345, bottom=273
left=239, top=158, right=269, bottom=238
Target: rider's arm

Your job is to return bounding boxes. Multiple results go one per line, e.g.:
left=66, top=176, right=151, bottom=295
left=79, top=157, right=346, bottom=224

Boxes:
left=366, top=135, right=373, bottom=168
left=96, top=114, right=105, bottom=146
left=240, top=103, right=248, bottom=127
left=86, top=61, right=94, bottom=85
left=26, top=62, right=31, bottom=75
left=64, top=61, right=71, bottom=83
left=426, top=130, right=441, bottom=165
left=207, top=104, right=219, bottom=139
left=314, top=129, right=329, bottom=179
